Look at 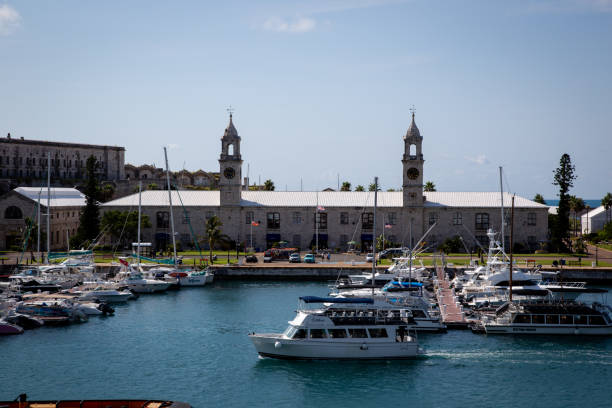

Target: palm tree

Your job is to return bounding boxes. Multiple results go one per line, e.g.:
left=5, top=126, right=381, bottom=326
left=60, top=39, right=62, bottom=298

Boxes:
left=264, top=179, right=275, bottom=191
left=423, top=181, right=436, bottom=192
left=602, top=192, right=612, bottom=223
left=340, top=181, right=351, bottom=191
left=368, top=183, right=380, bottom=192
left=355, top=185, right=365, bottom=192
left=533, top=194, right=546, bottom=204
left=569, top=196, right=585, bottom=237
left=205, top=216, right=223, bottom=263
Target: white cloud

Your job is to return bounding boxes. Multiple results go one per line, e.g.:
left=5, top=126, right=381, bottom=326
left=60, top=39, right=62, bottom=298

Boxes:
left=263, top=17, right=316, bottom=33
left=0, top=4, right=20, bottom=36
left=465, top=154, right=490, bottom=165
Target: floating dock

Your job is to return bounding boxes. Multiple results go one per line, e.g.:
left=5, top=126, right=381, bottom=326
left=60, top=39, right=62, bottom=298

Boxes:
left=435, top=264, right=469, bottom=329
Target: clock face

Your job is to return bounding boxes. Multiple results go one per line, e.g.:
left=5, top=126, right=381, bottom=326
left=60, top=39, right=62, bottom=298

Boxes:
left=407, top=167, right=420, bottom=180
left=223, top=167, right=235, bottom=180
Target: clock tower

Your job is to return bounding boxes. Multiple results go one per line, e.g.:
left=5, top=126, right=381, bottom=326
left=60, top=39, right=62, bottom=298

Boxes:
left=402, top=112, right=424, bottom=207
left=219, top=113, right=243, bottom=207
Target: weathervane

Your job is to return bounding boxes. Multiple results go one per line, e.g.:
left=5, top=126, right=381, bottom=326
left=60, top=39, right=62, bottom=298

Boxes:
left=227, top=105, right=235, bottom=118
left=409, top=105, right=416, bottom=117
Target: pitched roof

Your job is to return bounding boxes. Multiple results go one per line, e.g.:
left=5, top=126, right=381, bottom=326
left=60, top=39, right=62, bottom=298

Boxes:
left=12, top=187, right=87, bottom=207
left=102, top=190, right=547, bottom=209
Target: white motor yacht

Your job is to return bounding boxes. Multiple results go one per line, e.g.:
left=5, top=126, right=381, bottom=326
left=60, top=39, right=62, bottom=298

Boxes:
left=249, top=296, right=420, bottom=360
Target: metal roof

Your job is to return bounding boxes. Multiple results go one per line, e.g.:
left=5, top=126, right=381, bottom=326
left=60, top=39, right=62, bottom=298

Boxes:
left=13, top=187, right=87, bottom=208
left=103, top=190, right=547, bottom=209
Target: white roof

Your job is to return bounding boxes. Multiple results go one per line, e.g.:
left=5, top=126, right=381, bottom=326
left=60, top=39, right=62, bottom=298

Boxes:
left=13, top=187, right=86, bottom=208
left=581, top=205, right=607, bottom=220
left=103, top=190, right=547, bottom=209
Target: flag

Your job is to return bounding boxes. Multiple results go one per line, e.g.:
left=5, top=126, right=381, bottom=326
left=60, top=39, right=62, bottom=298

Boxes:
left=119, top=258, right=129, bottom=266
left=251, top=221, right=259, bottom=226
left=384, top=224, right=393, bottom=229
left=317, top=205, right=325, bottom=211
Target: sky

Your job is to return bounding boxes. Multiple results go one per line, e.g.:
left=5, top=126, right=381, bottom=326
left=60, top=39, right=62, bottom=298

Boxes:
left=0, top=0, right=611, bottom=200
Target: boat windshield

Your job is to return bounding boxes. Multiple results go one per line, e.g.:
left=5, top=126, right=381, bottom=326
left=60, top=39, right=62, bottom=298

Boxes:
left=283, top=326, right=297, bottom=338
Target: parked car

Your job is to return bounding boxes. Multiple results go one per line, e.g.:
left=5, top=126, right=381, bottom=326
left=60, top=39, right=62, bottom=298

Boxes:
left=289, top=253, right=301, bottom=263
left=263, top=251, right=273, bottom=263
left=365, top=253, right=374, bottom=262
left=245, top=254, right=258, bottom=263
left=303, top=253, right=316, bottom=263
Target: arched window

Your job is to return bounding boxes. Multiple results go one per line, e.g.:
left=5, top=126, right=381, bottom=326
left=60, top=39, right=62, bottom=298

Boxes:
left=228, top=143, right=234, bottom=156
left=409, top=144, right=416, bottom=157
left=5, top=206, right=23, bottom=219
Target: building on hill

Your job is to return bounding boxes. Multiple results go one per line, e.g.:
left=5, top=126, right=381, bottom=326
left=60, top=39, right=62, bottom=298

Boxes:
left=102, top=113, right=549, bottom=252
left=0, top=133, right=125, bottom=194
left=0, top=187, right=86, bottom=251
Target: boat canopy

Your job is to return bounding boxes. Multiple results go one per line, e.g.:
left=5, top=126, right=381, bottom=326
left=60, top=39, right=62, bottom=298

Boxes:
left=299, top=296, right=374, bottom=304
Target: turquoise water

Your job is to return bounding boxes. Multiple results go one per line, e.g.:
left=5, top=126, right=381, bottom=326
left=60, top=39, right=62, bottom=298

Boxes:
left=1, top=281, right=611, bottom=408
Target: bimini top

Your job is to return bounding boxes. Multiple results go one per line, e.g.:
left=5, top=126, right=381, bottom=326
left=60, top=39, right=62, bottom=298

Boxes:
left=299, top=296, right=374, bottom=304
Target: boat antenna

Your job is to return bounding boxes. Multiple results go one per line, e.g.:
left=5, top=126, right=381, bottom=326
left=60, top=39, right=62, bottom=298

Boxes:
left=499, top=166, right=505, bottom=252
left=46, top=151, right=51, bottom=264
left=372, top=176, right=378, bottom=297
left=509, top=194, right=515, bottom=302
left=137, top=181, right=142, bottom=269
left=164, top=147, right=178, bottom=268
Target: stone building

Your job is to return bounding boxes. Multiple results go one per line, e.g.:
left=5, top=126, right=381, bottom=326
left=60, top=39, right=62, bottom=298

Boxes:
left=0, top=133, right=125, bottom=194
left=0, top=187, right=85, bottom=251
left=102, top=113, right=549, bottom=252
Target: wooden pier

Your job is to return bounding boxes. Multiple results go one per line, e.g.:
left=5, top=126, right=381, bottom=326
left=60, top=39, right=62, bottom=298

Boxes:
left=435, top=263, right=469, bottom=329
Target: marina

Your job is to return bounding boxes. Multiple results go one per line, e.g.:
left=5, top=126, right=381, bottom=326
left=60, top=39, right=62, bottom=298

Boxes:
left=1, top=280, right=610, bottom=407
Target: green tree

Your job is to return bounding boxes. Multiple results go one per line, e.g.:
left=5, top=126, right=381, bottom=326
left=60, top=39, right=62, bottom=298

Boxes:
left=569, top=196, right=585, bottom=237
left=74, top=155, right=101, bottom=247
left=340, top=181, right=351, bottom=191
left=602, top=192, right=612, bottom=223
left=205, top=216, right=223, bottom=262
left=264, top=179, right=275, bottom=191
left=375, top=234, right=393, bottom=252
left=423, top=181, right=436, bottom=192
left=100, top=183, right=116, bottom=202
left=533, top=194, right=546, bottom=205
left=355, top=185, right=365, bottom=192
left=438, top=236, right=463, bottom=254
left=386, top=188, right=396, bottom=192
left=101, top=210, right=151, bottom=248
left=368, top=183, right=380, bottom=192
left=147, top=183, right=159, bottom=191
left=551, top=154, right=576, bottom=252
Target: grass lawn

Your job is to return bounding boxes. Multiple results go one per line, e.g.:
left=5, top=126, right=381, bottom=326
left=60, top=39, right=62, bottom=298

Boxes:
left=596, top=243, right=612, bottom=251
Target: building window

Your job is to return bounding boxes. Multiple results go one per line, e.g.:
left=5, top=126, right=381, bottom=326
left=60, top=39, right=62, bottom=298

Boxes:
left=453, top=212, right=462, bottom=225
left=182, top=211, right=190, bottom=224
left=527, top=212, right=536, bottom=226
left=246, top=211, right=254, bottom=224
left=156, top=211, right=169, bottom=228
left=267, top=212, right=280, bottom=229
left=475, top=235, right=488, bottom=247
left=388, top=212, right=397, bottom=225
left=475, top=213, right=489, bottom=230
left=292, top=212, right=302, bottom=224
left=293, top=234, right=301, bottom=248
left=4, top=206, right=23, bottom=219
left=428, top=213, right=439, bottom=226
left=315, top=212, right=328, bottom=230
left=362, top=213, right=373, bottom=230
left=340, top=212, right=349, bottom=225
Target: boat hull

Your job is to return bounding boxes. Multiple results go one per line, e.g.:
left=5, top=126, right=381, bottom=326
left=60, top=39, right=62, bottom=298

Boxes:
left=484, top=324, right=612, bottom=335
left=249, top=334, right=418, bottom=360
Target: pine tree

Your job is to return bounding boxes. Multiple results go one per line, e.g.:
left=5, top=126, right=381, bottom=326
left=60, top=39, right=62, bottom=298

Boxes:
left=75, top=156, right=101, bottom=247
left=551, top=154, right=575, bottom=252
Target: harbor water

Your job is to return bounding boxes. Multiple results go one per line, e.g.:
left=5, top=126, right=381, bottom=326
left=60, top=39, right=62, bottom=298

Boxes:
left=1, top=281, right=611, bottom=407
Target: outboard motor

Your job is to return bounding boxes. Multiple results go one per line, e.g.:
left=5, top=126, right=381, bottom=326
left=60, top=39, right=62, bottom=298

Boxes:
left=97, top=303, right=115, bottom=316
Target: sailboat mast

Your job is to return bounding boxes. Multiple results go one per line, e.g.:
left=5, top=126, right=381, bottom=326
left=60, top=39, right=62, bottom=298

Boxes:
left=37, top=189, right=41, bottom=258
left=499, top=166, right=505, bottom=252
left=137, top=181, right=142, bottom=268
left=315, top=191, right=319, bottom=254
left=164, top=147, right=178, bottom=267
left=46, top=151, right=51, bottom=264
left=509, top=195, right=515, bottom=302
left=372, top=177, right=378, bottom=297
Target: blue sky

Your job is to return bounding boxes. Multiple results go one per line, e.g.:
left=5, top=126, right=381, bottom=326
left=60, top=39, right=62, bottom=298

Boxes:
left=1, top=0, right=610, bottom=199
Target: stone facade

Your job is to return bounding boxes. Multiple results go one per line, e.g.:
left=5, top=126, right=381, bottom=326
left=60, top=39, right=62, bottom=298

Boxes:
left=0, top=133, right=125, bottom=194
left=102, top=114, right=549, bottom=253
left=0, top=188, right=84, bottom=251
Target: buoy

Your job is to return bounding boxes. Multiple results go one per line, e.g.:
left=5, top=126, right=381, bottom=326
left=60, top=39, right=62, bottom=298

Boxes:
left=274, top=341, right=282, bottom=349
left=360, top=343, right=368, bottom=350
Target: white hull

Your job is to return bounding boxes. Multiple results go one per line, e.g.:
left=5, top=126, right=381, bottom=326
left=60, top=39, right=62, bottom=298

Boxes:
left=79, top=292, right=132, bottom=303
left=126, top=282, right=170, bottom=293
left=484, top=324, right=612, bottom=335
left=178, top=275, right=207, bottom=286
left=250, top=334, right=419, bottom=359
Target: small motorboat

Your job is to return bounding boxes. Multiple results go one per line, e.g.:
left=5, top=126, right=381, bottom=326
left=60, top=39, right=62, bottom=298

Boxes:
left=0, top=320, right=24, bottom=335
